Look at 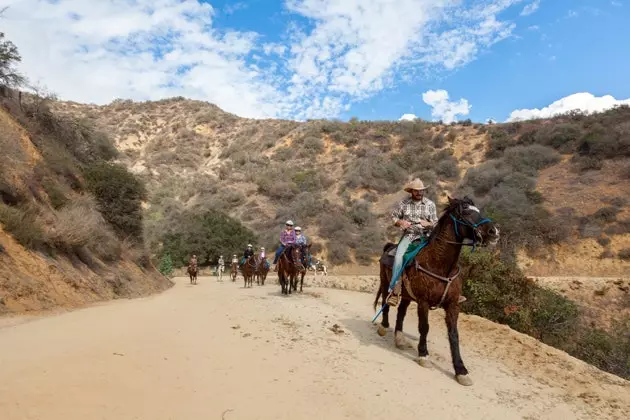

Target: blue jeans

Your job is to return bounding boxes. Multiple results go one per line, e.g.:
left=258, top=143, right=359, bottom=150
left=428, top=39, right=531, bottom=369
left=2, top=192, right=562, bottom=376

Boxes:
left=273, top=246, right=285, bottom=264
left=389, top=236, right=413, bottom=291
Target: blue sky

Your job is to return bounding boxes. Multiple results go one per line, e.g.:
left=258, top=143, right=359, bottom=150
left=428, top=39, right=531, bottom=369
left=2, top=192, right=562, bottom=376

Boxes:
left=2, top=0, right=629, bottom=122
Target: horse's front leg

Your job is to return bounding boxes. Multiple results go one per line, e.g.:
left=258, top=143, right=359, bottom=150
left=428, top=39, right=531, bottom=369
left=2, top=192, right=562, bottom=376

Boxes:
left=416, top=301, right=431, bottom=366
left=444, top=304, right=472, bottom=386
left=394, top=299, right=411, bottom=349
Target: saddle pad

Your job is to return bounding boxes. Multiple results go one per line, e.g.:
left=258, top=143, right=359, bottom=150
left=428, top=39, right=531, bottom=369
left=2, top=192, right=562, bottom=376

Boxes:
left=379, top=239, right=428, bottom=268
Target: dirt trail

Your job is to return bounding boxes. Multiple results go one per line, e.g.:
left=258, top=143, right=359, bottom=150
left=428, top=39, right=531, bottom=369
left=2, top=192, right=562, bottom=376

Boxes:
left=1, top=277, right=628, bottom=420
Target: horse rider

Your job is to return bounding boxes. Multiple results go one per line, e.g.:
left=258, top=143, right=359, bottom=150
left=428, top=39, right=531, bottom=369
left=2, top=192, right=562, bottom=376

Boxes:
left=273, top=220, right=296, bottom=271
left=294, top=226, right=309, bottom=267
left=241, top=244, right=254, bottom=266
left=218, top=255, right=225, bottom=269
left=231, top=254, right=238, bottom=265
left=387, top=178, right=438, bottom=308
left=189, top=254, right=198, bottom=270
left=259, top=247, right=269, bottom=269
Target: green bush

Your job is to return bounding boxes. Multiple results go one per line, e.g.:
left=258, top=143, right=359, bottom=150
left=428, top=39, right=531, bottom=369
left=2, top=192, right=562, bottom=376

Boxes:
left=0, top=203, right=46, bottom=249
left=158, top=253, right=174, bottom=277
left=84, top=162, right=147, bottom=241
left=159, top=209, right=257, bottom=267
left=503, top=145, right=561, bottom=176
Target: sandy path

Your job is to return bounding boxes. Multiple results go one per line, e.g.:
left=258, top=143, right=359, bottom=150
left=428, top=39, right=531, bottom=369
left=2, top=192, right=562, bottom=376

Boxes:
left=0, top=277, right=628, bottom=420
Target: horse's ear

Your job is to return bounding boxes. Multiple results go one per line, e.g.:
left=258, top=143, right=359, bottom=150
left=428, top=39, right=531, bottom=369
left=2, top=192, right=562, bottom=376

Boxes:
left=307, top=243, right=312, bottom=248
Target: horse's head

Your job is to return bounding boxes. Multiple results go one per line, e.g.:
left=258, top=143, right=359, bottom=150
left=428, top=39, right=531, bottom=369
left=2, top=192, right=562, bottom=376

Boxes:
left=290, top=245, right=306, bottom=269
left=443, top=196, right=499, bottom=247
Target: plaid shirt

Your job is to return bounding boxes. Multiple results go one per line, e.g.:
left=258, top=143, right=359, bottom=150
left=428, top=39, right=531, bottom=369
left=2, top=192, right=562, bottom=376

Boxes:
left=280, top=229, right=296, bottom=245
left=295, top=234, right=308, bottom=245
left=391, top=197, right=438, bottom=239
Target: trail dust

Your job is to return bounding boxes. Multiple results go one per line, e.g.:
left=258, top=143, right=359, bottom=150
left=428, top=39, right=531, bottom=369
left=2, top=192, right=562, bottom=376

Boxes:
left=0, top=277, right=628, bottom=420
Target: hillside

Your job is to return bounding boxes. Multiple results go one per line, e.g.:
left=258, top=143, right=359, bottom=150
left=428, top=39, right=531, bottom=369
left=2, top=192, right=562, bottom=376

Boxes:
left=0, top=89, right=172, bottom=315
left=52, top=97, right=630, bottom=276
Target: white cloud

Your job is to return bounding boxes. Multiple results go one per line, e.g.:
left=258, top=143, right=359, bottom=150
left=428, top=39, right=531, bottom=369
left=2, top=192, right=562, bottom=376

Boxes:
left=399, top=113, right=417, bottom=121
left=507, top=93, right=630, bottom=121
left=422, top=89, right=471, bottom=124
left=520, top=0, right=541, bottom=16
left=1, top=0, right=523, bottom=120
left=528, top=25, right=540, bottom=30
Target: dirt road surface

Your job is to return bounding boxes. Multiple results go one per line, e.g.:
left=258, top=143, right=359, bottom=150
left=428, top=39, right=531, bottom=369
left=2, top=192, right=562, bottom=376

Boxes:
left=1, top=277, right=629, bottom=420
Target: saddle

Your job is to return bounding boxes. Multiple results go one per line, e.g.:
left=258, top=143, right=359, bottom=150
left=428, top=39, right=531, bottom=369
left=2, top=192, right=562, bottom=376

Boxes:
left=379, top=238, right=427, bottom=268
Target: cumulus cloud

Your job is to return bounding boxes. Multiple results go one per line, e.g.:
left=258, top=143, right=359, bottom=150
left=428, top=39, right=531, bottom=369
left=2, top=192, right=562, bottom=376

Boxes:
left=507, top=92, right=630, bottom=121
left=422, top=90, right=471, bottom=123
left=399, top=113, right=417, bottom=121
left=1, top=0, right=523, bottom=120
left=520, top=1, right=541, bottom=16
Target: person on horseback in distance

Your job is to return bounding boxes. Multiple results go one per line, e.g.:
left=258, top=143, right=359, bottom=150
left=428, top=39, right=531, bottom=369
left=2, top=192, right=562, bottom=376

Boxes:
left=273, top=220, right=296, bottom=271
left=241, top=244, right=254, bottom=266
left=294, top=226, right=309, bottom=267
left=218, top=255, right=225, bottom=269
left=189, top=254, right=198, bottom=270
left=387, top=179, right=437, bottom=307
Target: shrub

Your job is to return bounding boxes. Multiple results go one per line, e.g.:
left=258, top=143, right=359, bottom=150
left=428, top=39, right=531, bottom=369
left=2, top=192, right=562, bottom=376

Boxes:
left=301, top=136, right=324, bottom=154
left=327, top=241, right=350, bottom=265
left=159, top=209, right=257, bottom=267
left=619, top=248, right=630, bottom=260
left=593, top=207, right=620, bottom=224
left=597, top=236, right=611, bottom=247
left=503, top=145, right=561, bottom=176
left=435, top=158, right=459, bottom=180
left=158, top=253, right=174, bottom=277
left=84, top=162, right=147, bottom=241
left=0, top=203, right=46, bottom=249
left=572, top=155, right=603, bottom=172
left=485, top=127, right=512, bottom=158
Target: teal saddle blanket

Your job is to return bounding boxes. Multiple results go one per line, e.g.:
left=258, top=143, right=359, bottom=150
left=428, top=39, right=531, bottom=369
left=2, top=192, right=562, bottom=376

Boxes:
left=379, top=239, right=428, bottom=269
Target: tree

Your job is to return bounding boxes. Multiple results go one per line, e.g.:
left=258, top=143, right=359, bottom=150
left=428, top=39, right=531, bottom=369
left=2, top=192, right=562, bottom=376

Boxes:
left=159, top=209, right=257, bottom=267
left=0, top=32, right=25, bottom=87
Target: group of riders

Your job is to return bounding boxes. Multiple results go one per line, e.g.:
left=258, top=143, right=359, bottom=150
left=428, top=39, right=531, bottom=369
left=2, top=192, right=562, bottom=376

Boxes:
left=185, top=177, right=457, bottom=303
left=186, top=222, right=322, bottom=276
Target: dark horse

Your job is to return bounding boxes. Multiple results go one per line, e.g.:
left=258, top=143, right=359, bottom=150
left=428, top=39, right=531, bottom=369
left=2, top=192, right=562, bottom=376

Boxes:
left=241, top=255, right=256, bottom=288
left=255, top=257, right=270, bottom=286
left=278, top=245, right=306, bottom=294
left=373, top=196, right=499, bottom=386
left=188, top=265, right=198, bottom=285
left=295, top=244, right=312, bottom=293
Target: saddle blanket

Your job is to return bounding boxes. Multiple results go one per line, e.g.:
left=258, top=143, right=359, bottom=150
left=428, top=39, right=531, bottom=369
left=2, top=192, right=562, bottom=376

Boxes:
left=379, top=239, right=427, bottom=268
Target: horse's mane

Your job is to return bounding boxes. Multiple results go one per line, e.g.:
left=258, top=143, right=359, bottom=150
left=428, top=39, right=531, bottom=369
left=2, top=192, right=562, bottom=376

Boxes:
left=427, top=196, right=475, bottom=243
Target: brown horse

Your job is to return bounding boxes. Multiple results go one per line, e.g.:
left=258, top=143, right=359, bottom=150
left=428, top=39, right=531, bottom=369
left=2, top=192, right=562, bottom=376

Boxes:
left=230, top=262, right=238, bottom=282
left=241, top=255, right=256, bottom=288
left=373, top=196, right=499, bottom=386
left=188, top=265, right=198, bottom=285
left=255, top=257, right=270, bottom=286
left=295, top=244, right=312, bottom=293
left=277, top=245, right=305, bottom=295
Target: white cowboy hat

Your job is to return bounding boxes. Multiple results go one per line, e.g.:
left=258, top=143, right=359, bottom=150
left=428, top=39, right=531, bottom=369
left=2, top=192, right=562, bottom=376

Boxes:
left=404, top=178, right=429, bottom=193
left=295, top=226, right=302, bottom=231
left=260, top=247, right=265, bottom=250
left=247, top=244, right=252, bottom=247
left=285, top=220, right=294, bottom=226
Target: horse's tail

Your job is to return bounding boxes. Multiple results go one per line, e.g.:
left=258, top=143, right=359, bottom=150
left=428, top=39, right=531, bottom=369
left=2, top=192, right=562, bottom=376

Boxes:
left=373, top=261, right=387, bottom=311
left=382, top=242, right=395, bottom=253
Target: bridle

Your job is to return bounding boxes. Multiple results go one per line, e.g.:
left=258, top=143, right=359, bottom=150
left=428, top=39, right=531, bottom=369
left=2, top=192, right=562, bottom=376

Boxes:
left=438, top=213, right=493, bottom=252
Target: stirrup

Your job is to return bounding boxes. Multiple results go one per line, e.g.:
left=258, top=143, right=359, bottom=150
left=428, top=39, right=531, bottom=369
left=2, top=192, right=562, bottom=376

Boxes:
left=387, top=293, right=400, bottom=307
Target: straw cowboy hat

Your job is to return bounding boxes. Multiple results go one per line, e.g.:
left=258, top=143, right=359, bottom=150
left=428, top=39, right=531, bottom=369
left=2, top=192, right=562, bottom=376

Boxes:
left=404, top=178, right=429, bottom=193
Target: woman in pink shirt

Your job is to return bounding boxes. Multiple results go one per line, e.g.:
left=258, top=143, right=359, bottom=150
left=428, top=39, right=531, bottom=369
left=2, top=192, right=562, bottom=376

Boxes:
left=273, top=220, right=296, bottom=270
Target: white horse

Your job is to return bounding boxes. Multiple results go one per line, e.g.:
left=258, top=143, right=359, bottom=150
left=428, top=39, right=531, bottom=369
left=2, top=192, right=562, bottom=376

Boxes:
left=309, top=262, right=327, bottom=276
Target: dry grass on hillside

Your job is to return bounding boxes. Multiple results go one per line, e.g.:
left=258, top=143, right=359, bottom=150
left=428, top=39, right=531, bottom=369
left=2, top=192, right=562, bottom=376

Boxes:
left=53, top=98, right=630, bottom=277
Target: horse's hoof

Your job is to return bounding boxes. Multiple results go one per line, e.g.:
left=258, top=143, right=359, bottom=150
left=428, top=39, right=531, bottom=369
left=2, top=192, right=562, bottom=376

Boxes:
left=394, top=332, right=408, bottom=349
left=456, top=374, right=473, bottom=386
left=416, top=356, right=431, bottom=368
left=377, top=325, right=387, bottom=337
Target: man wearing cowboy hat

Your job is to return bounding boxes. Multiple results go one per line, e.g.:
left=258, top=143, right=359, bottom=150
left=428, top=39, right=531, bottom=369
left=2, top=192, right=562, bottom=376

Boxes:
left=388, top=178, right=438, bottom=307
